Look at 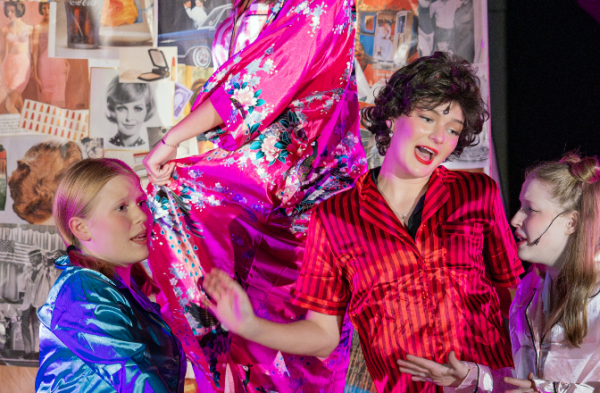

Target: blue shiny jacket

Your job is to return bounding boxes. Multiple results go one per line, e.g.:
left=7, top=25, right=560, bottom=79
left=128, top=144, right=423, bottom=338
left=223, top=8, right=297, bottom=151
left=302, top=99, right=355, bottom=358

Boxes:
left=36, top=256, right=186, bottom=392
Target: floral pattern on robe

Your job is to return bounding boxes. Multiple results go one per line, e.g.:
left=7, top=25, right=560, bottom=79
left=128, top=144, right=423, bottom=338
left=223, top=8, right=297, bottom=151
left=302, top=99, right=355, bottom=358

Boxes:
left=146, top=0, right=366, bottom=391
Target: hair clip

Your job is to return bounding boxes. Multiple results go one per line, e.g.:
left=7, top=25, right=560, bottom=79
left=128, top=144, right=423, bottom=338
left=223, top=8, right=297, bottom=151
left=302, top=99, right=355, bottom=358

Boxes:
left=66, top=245, right=78, bottom=254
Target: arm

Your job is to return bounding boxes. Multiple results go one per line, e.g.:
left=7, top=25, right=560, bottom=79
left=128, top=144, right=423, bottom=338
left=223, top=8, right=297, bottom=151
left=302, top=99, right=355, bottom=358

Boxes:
left=397, top=352, right=516, bottom=393
left=31, top=26, right=40, bottom=89
left=504, top=377, right=599, bottom=393
left=142, top=99, right=222, bottom=185
left=203, top=268, right=343, bottom=357
left=0, top=28, right=7, bottom=66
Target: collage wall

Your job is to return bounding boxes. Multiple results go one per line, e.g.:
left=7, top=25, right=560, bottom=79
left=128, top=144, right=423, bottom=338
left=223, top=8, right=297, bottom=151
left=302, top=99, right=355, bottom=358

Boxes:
left=0, top=0, right=491, bottom=382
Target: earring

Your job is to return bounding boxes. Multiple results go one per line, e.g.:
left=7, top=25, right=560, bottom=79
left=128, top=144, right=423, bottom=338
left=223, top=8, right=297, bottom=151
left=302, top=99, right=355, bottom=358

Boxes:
left=389, top=132, right=394, bottom=137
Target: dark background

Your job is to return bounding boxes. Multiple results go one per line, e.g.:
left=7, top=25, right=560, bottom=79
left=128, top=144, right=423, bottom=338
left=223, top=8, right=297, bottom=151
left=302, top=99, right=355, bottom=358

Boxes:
left=490, top=0, right=600, bottom=217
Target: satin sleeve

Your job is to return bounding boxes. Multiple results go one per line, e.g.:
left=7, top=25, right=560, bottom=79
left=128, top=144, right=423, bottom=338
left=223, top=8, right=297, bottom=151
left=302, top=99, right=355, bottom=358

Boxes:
left=194, top=0, right=357, bottom=151
left=443, top=362, right=515, bottom=393
left=446, top=363, right=598, bottom=393
left=49, top=271, right=174, bottom=393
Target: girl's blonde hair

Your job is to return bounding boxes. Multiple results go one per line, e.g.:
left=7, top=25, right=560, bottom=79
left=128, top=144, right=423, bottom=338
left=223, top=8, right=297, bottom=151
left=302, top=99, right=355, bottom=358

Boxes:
left=53, top=159, right=136, bottom=279
left=526, top=153, right=600, bottom=346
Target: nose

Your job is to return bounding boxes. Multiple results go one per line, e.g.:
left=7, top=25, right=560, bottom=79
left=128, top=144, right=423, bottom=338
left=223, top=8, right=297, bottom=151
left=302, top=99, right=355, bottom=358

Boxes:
left=429, top=123, right=446, bottom=144
left=510, top=211, right=524, bottom=229
left=132, top=203, right=151, bottom=227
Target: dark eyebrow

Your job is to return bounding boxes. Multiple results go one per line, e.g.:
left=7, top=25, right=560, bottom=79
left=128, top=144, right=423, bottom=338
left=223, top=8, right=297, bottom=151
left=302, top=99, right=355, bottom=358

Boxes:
left=428, top=107, right=464, bottom=126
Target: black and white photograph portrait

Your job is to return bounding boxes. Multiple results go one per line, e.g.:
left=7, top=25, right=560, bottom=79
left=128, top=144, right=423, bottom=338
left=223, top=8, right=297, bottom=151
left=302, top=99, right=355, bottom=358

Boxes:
left=89, top=68, right=173, bottom=152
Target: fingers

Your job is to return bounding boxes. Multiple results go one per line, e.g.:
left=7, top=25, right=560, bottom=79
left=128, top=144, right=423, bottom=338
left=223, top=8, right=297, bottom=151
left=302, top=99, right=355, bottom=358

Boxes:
left=504, top=376, right=536, bottom=389
left=405, top=354, right=444, bottom=370
left=397, top=359, right=431, bottom=376
left=447, top=351, right=469, bottom=379
left=147, top=162, right=175, bottom=186
left=527, top=372, right=536, bottom=382
left=505, top=389, right=536, bottom=393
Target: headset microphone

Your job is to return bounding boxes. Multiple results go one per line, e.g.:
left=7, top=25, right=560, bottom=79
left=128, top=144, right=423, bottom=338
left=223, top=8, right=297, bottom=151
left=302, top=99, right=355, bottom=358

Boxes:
left=532, top=211, right=568, bottom=246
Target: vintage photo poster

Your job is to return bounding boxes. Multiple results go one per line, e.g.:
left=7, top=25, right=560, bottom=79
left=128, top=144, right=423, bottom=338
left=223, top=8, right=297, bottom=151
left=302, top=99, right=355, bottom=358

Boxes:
left=89, top=67, right=174, bottom=152
left=0, top=1, right=89, bottom=138
left=0, top=133, right=103, bottom=226
left=417, top=0, right=486, bottom=64
left=119, top=46, right=178, bottom=83
left=443, top=64, right=490, bottom=171
left=0, top=224, right=65, bottom=366
left=173, top=81, right=193, bottom=119
left=355, top=0, right=419, bottom=103
left=50, top=0, right=155, bottom=60
left=157, top=0, right=230, bottom=68
left=80, top=137, right=104, bottom=159
left=356, top=0, right=487, bottom=104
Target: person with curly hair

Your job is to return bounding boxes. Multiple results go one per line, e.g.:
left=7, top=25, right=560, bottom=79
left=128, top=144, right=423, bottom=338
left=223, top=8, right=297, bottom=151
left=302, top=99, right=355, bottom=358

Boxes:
left=200, top=52, right=524, bottom=393
left=8, top=141, right=82, bottom=225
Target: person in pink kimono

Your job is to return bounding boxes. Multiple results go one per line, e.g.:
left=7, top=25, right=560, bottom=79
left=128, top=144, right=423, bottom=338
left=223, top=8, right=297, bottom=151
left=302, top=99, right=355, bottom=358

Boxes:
left=142, top=0, right=366, bottom=390
left=397, top=153, right=600, bottom=393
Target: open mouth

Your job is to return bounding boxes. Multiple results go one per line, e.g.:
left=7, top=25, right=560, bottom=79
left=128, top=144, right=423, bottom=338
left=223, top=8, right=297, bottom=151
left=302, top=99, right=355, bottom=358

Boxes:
left=131, top=231, right=147, bottom=244
left=515, top=232, right=527, bottom=246
left=414, top=145, right=438, bottom=164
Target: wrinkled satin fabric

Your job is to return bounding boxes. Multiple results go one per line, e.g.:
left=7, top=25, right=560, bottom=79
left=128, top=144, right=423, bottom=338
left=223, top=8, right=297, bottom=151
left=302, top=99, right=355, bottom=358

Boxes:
left=36, top=256, right=186, bottom=393
left=146, top=0, right=365, bottom=390
left=447, top=270, right=600, bottom=393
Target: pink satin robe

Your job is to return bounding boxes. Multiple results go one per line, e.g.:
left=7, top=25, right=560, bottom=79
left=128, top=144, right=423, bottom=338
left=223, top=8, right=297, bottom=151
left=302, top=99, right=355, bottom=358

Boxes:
left=147, top=0, right=366, bottom=391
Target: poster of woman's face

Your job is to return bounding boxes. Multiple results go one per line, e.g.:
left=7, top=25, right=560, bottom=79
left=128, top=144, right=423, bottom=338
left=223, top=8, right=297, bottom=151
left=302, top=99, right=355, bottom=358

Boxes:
left=89, top=68, right=174, bottom=152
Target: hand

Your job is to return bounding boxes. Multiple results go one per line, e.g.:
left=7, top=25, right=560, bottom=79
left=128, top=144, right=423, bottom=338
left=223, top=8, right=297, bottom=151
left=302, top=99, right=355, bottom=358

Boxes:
left=201, top=269, right=257, bottom=338
left=397, top=351, right=469, bottom=388
left=143, top=139, right=177, bottom=185
left=504, top=372, right=537, bottom=393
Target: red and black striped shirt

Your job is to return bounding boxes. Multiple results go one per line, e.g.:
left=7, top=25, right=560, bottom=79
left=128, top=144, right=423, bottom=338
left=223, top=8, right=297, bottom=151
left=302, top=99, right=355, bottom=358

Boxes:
left=292, top=166, right=524, bottom=393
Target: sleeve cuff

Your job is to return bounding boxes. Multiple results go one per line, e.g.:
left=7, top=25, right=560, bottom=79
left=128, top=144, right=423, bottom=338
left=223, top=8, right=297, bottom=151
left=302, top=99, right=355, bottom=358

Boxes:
left=444, top=362, right=495, bottom=393
left=206, top=86, right=249, bottom=151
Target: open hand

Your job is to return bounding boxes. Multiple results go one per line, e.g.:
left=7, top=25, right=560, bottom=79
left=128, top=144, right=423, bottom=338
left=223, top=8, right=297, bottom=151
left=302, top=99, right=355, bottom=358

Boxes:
left=201, top=269, right=257, bottom=337
left=143, top=139, right=177, bottom=185
left=504, top=372, right=537, bottom=393
left=397, top=351, right=469, bottom=388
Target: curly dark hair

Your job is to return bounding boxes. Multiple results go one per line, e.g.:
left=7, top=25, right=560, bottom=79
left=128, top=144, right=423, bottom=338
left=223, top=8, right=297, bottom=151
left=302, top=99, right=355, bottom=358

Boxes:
left=361, top=52, right=489, bottom=158
left=4, top=2, right=25, bottom=18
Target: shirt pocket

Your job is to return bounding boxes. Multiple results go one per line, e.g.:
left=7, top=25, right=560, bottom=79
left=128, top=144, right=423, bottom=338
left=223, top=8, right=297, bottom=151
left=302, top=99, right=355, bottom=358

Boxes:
left=441, top=222, right=484, bottom=273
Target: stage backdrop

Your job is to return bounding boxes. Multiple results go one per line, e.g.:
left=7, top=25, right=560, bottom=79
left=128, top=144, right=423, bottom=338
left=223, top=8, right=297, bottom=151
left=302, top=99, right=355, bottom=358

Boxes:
left=0, top=2, right=493, bottom=393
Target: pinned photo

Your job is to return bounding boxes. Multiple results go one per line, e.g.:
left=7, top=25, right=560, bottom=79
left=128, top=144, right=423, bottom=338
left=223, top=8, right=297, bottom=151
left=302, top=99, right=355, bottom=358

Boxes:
left=19, top=100, right=89, bottom=141
left=173, top=82, right=193, bottom=119
left=90, top=68, right=173, bottom=152
left=50, top=0, right=155, bottom=60
left=0, top=134, right=83, bottom=226
left=119, top=47, right=177, bottom=83
left=0, top=1, right=89, bottom=138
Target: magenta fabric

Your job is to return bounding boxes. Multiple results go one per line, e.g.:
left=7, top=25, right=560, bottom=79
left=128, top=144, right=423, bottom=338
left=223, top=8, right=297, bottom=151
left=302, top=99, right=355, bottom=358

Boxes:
left=146, top=0, right=366, bottom=391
